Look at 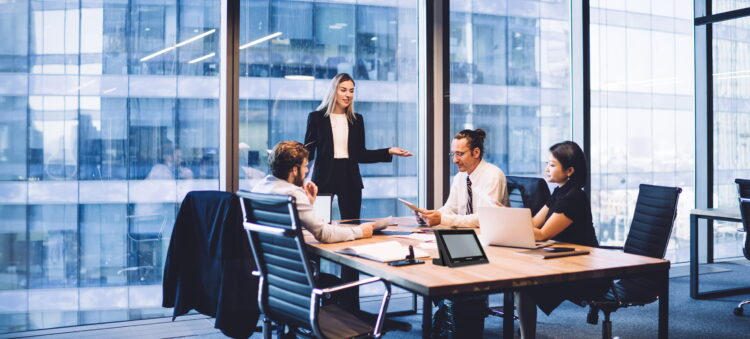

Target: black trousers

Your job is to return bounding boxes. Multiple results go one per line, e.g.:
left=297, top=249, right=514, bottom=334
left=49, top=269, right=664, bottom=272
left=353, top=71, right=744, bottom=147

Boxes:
left=319, top=159, right=362, bottom=220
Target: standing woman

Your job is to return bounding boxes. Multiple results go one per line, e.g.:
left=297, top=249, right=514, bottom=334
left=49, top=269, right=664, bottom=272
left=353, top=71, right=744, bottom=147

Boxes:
left=305, top=73, right=412, bottom=220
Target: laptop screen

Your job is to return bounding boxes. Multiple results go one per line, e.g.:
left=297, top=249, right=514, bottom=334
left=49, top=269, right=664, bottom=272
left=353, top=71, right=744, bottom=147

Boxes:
left=313, top=194, right=332, bottom=223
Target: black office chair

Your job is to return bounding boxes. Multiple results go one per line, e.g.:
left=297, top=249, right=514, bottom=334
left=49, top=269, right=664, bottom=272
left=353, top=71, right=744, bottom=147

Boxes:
left=586, top=184, right=682, bottom=339
left=733, top=178, right=750, bottom=316
left=237, top=190, right=392, bottom=338
left=506, top=175, right=551, bottom=212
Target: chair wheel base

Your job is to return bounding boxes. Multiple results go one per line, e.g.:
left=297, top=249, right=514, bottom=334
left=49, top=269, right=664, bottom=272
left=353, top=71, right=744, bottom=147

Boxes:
left=734, top=307, right=744, bottom=316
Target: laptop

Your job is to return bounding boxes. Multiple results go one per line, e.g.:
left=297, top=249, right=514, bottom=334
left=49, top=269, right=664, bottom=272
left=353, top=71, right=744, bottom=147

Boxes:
left=313, top=193, right=333, bottom=223
left=477, top=206, right=555, bottom=249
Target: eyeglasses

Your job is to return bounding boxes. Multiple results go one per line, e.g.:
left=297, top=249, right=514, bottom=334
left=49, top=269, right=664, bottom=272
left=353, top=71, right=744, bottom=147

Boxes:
left=448, top=151, right=467, bottom=158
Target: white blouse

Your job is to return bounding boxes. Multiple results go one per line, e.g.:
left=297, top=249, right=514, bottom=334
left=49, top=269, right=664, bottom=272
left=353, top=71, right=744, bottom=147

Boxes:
left=330, top=113, right=349, bottom=159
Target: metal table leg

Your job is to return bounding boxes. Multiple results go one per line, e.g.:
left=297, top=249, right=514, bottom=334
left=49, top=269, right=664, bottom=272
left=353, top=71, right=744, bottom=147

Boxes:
left=707, top=219, right=714, bottom=264
left=504, top=290, right=514, bottom=338
left=690, top=213, right=699, bottom=299
left=658, top=269, right=669, bottom=339
left=422, top=296, right=432, bottom=339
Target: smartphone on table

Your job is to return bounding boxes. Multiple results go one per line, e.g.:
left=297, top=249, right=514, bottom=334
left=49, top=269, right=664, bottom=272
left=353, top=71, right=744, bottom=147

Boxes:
left=388, top=259, right=425, bottom=266
left=543, top=247, right=575, bottom=253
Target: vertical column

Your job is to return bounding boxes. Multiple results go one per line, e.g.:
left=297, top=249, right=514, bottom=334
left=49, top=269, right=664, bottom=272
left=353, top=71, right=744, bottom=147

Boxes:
left=695, top=0, right=712, bottom=266
left=220, top=0, right=240, bottom=193
left=420, top=0, right=450, bottom=209
left=571, top=0, right=591, bottom=195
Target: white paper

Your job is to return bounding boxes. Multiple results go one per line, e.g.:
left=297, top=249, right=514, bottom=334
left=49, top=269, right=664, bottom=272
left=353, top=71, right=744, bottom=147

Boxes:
left=336, top=241, right=429, bottom=262
left=418, top=242, right=437, bottom=249
left=395, top=233, right=436, bottom=242
left=398, top=198, right=424, bottom=213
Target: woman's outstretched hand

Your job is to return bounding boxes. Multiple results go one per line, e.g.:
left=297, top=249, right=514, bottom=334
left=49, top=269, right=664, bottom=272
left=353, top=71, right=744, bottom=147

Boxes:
left=389, top=147, right=413, bottom=157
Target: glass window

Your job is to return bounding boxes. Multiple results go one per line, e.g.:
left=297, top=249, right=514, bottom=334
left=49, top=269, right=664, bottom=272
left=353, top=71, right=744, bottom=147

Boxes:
left=0, top=1, right=29, bottom=73
left=713, top=0, right=750, bottom=15
left=712, top=16, right=750, bottom=259
left=589, top=0, right=695, bottom=261
left=238, top=0, right=419, bottom=219
left=0, top=0, right=220, bottom=333
left=449, top=0, right=571, bottom=178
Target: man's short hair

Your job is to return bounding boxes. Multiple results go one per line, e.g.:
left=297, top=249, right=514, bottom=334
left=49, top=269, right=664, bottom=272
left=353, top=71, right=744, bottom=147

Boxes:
left=269, top=141, right=309, bottom=179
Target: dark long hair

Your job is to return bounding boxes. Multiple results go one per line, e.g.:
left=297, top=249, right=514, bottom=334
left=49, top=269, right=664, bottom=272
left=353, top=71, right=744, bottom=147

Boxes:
left=549, top=141, right=587, bottom=188
left=454, top=129, right=487, bottom=159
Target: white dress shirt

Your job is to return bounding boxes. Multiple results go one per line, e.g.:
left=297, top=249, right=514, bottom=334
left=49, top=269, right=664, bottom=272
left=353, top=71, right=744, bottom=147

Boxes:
left=438, top=160, right=509, bottom=228
left=330, top=113, right=349, bottom=159
left=251, top=175, right=363, bottom=242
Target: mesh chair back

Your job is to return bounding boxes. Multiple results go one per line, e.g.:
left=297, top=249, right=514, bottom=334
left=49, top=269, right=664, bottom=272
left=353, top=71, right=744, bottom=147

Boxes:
left=736, top=179, right=750, bottom=260
left=623, top=184, right=682, bottom=259
left=237, top=190, right=317, bottom=331
left=507, top=185, right=524, bottom=208
left=506, top=176, right=551, bottom=214
left=739, top=198, right=750, bottom=260
left=736, top=179, right=750, bottom=199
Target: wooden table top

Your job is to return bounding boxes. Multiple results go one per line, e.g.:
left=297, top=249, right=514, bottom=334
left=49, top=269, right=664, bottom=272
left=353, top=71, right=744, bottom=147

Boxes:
left=306, top=217, right=670, bottom=297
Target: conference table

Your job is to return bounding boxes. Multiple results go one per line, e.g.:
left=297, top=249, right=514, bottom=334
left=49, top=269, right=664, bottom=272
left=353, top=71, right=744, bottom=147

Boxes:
left=305, top=217, right=670, bottom=338
left=689, top=208, right=749, bottom=299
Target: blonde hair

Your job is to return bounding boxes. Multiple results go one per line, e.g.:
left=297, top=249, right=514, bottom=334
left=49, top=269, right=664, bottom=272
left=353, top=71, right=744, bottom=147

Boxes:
left=316, top=73, right=356, bottom=124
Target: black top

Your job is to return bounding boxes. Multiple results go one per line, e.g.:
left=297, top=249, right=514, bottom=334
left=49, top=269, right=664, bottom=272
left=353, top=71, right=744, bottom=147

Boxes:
left=544, top=184, right=599, bottom=247
left=304, top=109, right=392, bottom=190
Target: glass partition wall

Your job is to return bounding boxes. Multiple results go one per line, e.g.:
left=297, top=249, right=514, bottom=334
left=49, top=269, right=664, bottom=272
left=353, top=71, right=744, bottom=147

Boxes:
left=448, top=0, right=572, bottom=180
left=0, top=0, right=421, bottom=332
left=3, top=0, right=744, bottom=335
left=0, top=0, right=220, bottom=332
left=709, top=13, right=750, bottom=258
left=237, top=0, right=419, bottom=219
left=588, top=0, right=695, bottom=261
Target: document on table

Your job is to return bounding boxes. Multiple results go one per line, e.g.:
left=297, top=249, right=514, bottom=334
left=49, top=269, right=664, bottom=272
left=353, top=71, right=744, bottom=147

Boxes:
left=394, top=233, right=436, bottom=242
left=336, top=241, right=430, bottom=262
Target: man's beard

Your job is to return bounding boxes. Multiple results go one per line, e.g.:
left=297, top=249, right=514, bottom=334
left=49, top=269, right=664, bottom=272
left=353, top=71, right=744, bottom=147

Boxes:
left=293, top=169, right=305, bottom=187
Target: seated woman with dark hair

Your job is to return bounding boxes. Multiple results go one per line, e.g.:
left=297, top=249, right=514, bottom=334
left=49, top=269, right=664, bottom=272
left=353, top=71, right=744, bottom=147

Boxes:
left=514, top=141, right=607, bottom=338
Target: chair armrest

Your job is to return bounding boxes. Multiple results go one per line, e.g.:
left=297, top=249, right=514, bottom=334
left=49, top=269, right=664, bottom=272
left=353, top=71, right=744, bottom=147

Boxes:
left=310, top=277, right=392, bottom=337
left=251, top=271, right=260, bottom=277
left=598, top=245, right=624, bottom=250
left=312, top=276, right=382, bottom=295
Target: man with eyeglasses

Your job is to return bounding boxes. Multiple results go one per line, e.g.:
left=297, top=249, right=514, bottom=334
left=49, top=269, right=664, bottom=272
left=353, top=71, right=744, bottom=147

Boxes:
left=419, top=129, right=509, bottom=228
left=252, top=141, right=374, bottom=243
left=419, top=129, right=510, bottom=337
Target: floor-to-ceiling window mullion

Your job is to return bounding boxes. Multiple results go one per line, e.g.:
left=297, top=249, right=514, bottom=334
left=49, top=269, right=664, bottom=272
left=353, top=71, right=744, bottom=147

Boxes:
left=220, top=0, right=240, bottom=193
left=694, top=0, right=711, bottom=212
left=571, top=0, right=590, bottom=195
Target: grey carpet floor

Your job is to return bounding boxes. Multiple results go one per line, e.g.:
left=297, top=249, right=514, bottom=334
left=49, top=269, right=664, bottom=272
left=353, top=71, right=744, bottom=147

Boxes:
left=5, top=262, right=750, bottom=338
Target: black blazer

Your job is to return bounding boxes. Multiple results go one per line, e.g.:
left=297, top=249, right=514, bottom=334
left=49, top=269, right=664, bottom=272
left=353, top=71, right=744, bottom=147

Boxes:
left=162, top=191, right=259, bottom=338
left=304, top=109, right=392, bottom=190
